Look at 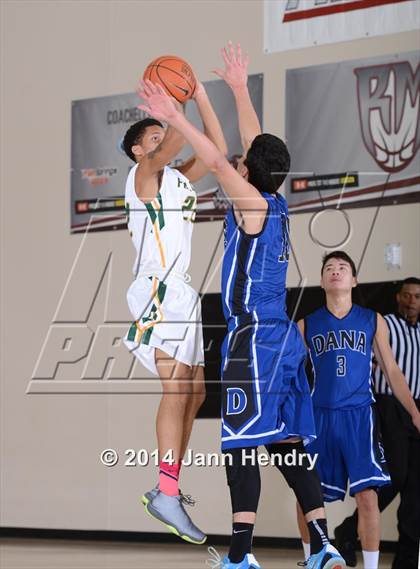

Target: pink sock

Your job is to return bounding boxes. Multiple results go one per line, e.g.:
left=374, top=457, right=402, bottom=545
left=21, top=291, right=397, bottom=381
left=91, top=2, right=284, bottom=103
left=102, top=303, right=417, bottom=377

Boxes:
left=159, top=461, right=180, bottom=496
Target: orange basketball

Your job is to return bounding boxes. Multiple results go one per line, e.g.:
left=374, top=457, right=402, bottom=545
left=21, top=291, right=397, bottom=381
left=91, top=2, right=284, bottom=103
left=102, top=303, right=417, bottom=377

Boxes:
left=143, top=55, right=196, bottom=104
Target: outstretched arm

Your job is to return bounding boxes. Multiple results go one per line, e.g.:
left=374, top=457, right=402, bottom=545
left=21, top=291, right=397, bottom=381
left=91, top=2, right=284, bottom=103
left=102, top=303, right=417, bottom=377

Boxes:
left=178, top=81, right=228, bottom=182
left=374, top=314, right=420, bottom=432
left=134, top=82, right=185, bottom=202
left=213, top=41, right=261, bottom=154
left=138, top=80, right=267, bottom=229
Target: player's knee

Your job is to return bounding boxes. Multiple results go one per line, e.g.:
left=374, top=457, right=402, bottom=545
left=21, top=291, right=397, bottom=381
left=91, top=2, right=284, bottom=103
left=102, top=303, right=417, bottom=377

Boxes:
left=266, top=441, right=324, bottom=514
left=190, top=367, right=206, bottom=408
left=224, top=447, right=261, bottom=513
left=188, top=388, right=206, bottom=415
left=195, top=388, right=206, bottom=409
left=355, top=488, right=378, bottom=515
left=161, top=389, right=190, bottom=408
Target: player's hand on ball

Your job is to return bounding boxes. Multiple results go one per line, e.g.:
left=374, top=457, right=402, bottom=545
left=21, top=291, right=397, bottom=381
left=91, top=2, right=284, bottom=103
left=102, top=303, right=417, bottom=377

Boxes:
left=213, top=40, right=249, bottom=91
left=137, top=79, right=179, bottom=122
left=192, top=80, right=205, bottom=100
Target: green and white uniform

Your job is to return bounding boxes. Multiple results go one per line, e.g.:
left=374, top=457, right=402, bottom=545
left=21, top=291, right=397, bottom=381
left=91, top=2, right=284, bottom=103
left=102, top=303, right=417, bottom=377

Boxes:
left=124, top=164, right=204, bottom=375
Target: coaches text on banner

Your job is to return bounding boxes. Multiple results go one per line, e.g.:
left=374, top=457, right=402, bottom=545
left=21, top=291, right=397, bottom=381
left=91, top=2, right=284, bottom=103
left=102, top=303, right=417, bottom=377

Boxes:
left=71, top=76, right=263, bottom=234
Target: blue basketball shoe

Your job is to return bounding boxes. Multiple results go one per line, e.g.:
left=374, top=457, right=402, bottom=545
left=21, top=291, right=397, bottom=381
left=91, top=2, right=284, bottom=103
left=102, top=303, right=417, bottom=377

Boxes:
left=206, top=546, right=261, bottom=568
left=304, top=543, right=346, bottom=569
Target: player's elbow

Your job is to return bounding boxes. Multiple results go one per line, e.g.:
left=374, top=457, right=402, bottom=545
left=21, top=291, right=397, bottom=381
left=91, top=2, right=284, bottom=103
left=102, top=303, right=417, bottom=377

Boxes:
left=241, top=136, right=252, bottom=153
left=384, top=366, right=403, bottom=392
left=241, top=133, right=260, bottom=154
left=209, top=154, right=229, bottom=176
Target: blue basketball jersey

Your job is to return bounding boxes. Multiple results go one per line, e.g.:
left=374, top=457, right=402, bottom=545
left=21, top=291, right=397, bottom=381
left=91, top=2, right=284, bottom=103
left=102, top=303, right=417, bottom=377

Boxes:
left=221, top=193, right=290, bottom=322
left=220, top=193, right=316, bottom=449
left=304, top=305, right=377, bottom=409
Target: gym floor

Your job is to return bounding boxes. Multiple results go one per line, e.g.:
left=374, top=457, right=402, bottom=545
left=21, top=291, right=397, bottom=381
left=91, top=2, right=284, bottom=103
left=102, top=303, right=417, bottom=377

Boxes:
left=0, top=538, right=394, bottom=569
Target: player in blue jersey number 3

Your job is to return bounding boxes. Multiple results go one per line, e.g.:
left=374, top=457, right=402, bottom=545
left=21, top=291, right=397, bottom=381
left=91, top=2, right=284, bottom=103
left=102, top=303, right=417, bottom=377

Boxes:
left=296, top=251, right=420, bottom=569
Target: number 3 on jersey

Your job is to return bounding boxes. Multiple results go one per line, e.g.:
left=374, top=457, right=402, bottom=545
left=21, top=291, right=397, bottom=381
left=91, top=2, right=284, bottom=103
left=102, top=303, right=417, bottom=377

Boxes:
left=336, top=355, right=346, bottom=377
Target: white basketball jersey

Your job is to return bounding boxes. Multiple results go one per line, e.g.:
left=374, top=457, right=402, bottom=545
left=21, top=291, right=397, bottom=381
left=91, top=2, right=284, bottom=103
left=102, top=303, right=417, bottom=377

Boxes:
left=125, top=164, right=197, bottom=276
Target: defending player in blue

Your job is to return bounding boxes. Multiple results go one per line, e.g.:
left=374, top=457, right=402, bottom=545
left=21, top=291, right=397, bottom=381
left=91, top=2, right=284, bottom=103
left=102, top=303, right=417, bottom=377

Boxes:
left=296, top=251, right=420, bottom=569
left=138, top=42, right=345, bottom=569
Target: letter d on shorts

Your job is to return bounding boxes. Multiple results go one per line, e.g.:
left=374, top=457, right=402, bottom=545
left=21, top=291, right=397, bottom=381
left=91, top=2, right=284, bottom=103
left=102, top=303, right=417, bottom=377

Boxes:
left=226, top=387, right=247, bottom=415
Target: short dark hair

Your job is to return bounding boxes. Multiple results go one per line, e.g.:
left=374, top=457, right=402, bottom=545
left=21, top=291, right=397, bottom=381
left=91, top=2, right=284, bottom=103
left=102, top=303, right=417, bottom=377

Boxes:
left=244, top=134, right=291, bottom=194
left=398, top=277, right=420, bottom=291
left=122, top=118, right=164, bottom=161
left=321, top=250, right=357, bottom=277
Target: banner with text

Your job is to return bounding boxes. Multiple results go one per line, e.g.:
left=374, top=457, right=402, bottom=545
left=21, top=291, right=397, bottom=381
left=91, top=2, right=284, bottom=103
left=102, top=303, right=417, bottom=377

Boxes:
left=264, top=0, right=419, bottom=53
left=71, top=75, right=263, bottom=233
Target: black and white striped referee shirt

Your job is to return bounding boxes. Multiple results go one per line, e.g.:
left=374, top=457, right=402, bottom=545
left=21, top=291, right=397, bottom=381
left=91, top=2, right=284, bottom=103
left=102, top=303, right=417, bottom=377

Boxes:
left=374, top=313, right=420, bottom=400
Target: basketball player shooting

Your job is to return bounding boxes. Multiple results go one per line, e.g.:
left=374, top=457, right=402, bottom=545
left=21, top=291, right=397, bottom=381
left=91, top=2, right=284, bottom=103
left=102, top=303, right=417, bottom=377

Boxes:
left=138, top=42, right=345, bottom=569
left=122, top=67, right=227, bottom=545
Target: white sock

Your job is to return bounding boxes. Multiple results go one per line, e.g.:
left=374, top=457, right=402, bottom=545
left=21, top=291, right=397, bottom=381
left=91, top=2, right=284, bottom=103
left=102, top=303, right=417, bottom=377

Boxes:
left=362, top=550, right=379, bottom=569
left=302, top=540, right=310, bottom=561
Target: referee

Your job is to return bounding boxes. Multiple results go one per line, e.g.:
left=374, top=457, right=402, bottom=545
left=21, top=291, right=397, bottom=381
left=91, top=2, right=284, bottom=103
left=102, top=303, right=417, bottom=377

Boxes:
left=335, top=277, right=420, bottom=569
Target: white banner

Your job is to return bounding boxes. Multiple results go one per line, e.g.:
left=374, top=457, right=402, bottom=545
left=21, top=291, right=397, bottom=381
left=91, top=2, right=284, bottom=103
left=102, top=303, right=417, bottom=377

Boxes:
left=264, top=0, right=419, bottom=53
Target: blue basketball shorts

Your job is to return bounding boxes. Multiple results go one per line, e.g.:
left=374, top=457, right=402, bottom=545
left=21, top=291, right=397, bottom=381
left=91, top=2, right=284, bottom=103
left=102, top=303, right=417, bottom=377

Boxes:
left=306, top=405, right=391, bottom=501
left=221, top=314, right=316, bottom=450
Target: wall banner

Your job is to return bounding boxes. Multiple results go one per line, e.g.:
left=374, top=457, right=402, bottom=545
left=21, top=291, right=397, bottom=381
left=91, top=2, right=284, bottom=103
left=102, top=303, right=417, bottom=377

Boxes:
left=71, top=76, right=263, bottom=233
left=285, top=51, right=419, bottom=213
left=264, top=0, right=419, bottom=53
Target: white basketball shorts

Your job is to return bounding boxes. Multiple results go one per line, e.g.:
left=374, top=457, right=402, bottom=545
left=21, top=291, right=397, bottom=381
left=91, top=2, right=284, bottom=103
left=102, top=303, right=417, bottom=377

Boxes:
left=124, top=274, right=204, bottom=376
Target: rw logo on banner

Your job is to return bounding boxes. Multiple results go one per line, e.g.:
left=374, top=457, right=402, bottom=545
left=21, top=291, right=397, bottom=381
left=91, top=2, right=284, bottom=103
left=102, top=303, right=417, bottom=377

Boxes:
left=355, top=62, right=420, bottom=174
left=285, top=51, right=420, bottom=213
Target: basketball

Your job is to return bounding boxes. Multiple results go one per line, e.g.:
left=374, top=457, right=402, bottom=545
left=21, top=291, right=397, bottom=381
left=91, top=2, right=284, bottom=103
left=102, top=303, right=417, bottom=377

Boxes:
left=143, top=55, right=196, bottom=104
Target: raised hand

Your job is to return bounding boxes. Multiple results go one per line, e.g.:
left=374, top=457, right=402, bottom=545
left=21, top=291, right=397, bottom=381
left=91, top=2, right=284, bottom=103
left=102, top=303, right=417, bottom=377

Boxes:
left=213, top=40, right=249, bottom=91
left=136, top=79, right=180, bottom=123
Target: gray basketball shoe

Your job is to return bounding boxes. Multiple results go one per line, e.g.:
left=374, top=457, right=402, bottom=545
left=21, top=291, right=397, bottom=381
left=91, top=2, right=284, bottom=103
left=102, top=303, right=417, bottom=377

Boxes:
left=141, top=487, right=196, bottom=507
left=144, top=490, right=206, bottom=544
left=141, top=486, right=159, bottom=506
